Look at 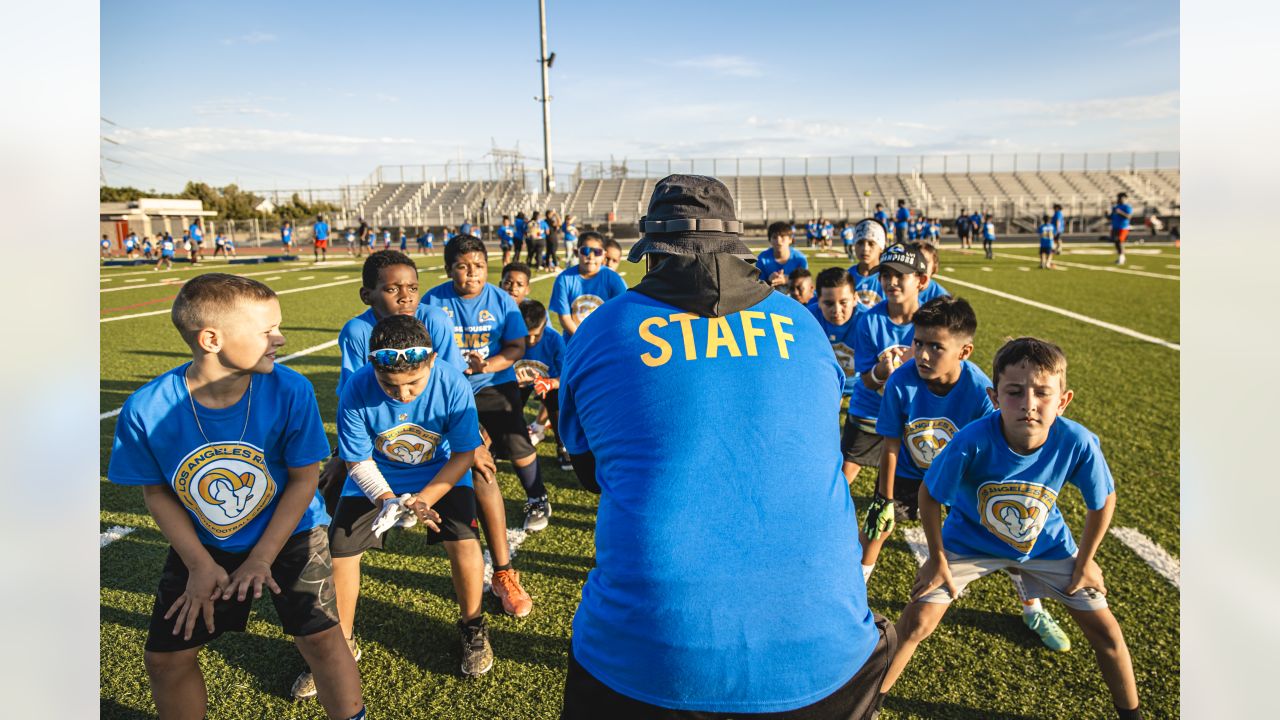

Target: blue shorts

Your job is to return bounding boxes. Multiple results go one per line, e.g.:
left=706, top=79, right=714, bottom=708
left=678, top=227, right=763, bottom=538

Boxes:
left=161, top=251, right=174, bottom=258
left=1040, top=241, right=1054, bottom=252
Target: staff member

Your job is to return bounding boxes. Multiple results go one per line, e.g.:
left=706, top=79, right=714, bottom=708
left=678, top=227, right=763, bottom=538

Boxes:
left=557, top=175, right=895, bottom=720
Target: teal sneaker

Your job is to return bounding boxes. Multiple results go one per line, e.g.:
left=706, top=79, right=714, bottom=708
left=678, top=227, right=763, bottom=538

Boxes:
left=1024, top=610, right=1071, bottom=652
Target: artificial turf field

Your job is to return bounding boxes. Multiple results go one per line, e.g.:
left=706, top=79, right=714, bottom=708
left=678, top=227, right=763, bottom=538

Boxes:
left=99, top=241, right=1180, bottom=719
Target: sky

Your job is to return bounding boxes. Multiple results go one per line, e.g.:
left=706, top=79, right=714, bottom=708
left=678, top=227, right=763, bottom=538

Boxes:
left=100, top=0, right=1179, bottom=192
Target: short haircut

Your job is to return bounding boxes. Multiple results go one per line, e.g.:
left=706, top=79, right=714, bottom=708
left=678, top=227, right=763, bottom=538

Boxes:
left=788, top=267, right=813, bottom=283
left=909, top=241, right=939, bottom=274
left=602, top=237, right=622, bottom=253
left=992, top=337, right=1068, bottom=391
left=444, top=234, right=486, bottom=268
left=913, top=295, right=977, bottom=340
left=362, top=250, right=417, bottom=288
left=578, top=230, right=606, bottom=247
left=171, top=273, right=276, bottom=344
left=519, top=299, right=548, bottom=329
left=767, top=221, right=792, bottom=239
left=502, top=261, right=532, bottom=280
left=369, top=314, right=433, bottom=371
left=815, top=267, right=854, bottom=291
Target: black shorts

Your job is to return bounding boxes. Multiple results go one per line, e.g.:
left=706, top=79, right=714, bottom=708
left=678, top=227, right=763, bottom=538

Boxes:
left=841, top=415, right=883, bottom=467
left=892, top=476, right=922, bottom=519
left=328, top=485, right=479, bottom=557
left=561, top=615, right=897, bottom=720
left=144, top=526, right=338, bottom=653
left=476, top=382, right=537, bottom=460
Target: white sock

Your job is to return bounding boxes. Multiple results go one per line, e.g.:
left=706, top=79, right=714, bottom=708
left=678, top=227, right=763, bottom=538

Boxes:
left=861, top=564, right=875, bottom=582
left=1022, top=598, right=1043, bottom=615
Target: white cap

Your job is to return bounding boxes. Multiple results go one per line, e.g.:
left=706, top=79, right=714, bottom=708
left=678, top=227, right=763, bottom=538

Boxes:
left=853, top=219, right=886, bottom=246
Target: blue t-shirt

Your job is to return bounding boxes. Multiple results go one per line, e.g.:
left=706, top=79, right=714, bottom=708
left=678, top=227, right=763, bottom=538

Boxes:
left=1038, top=223, right=1055, bottom=249
left=189, top=224, right=203, bottom=243
left=314, top=222, right=329, bottom=240
left=983, top=221, right=996, bottom=240
left=874, top=210, right=889, bottom=228
left=1110, top=203, right=1132, bottom=230
left=124, top=236, right=136, bottom=250
left=337, top=363, right=482, bottom=496
left=563, top=223, right=578, bottom=243
left=877, top=360, right=993, bottom=481
left=1052, top=210, right=1065, bottom=234
left=846, top=265, right=883, bottom=313
left=558, top=289, right=877, bottom=712
left=282, top=226, right=293, bottom=243
left=424, top=282, right=528, bottom=391
left=514, top=217, right=527, bottom=240
left=956, top=215, right=970, bottom=232
left=497, top=225, right=515, bottom=247
left=841, top=226, right=855, bottom=245
left=345, top=229, right=355, bottom=243
left=849, top=301, right=915, bottom=419
left=161, top=238, right=175, bottom=256
left=515, top=326, right=565, bottom=388
left=107, top=364, right=331, bottom=553
left=460, top=222, right=472, bottom=236
left=809, top=304, right=859, bottom=396
left=755, top=248, right=809, bottom=282
left=548, top=266, right=628, bottom=330
left=382, top=230, right=391, bottom=244
left=969, top=213, right=982, bottom=231
left=918, top=279, right=949, bottom=305
left=924, top=412, right=1115, bottom=561
left=336, top=304, right=464, bottom=396
left=895, top=207, right=910, bottom=228
left=102, top=237, right=111, bottom=249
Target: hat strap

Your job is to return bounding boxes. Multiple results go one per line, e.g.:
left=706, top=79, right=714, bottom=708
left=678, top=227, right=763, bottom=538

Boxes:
left=639, top=218, right=742, bottom=234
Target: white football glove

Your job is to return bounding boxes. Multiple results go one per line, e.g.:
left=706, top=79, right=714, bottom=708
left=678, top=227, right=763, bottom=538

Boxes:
left=370, top=493, right=418, bottom=538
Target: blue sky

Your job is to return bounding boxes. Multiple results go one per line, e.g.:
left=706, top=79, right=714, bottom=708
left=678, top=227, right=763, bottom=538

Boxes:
left=100, top=0, right=1179, bottom=191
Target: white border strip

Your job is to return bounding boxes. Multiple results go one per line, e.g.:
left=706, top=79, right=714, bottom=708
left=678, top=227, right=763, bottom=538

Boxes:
left=991, top=251, right=1179, bottom=281
left=99, top=338, right=341, bottom=421
left=100, top=525, right=135, bottom=548
left=934, top=274, right=1180, bottom=351
left=100, top=277, right=363, bottom=323
left=1110, top=527, right=1181, bottom=588
left=902, top=526, right=930, bottom=565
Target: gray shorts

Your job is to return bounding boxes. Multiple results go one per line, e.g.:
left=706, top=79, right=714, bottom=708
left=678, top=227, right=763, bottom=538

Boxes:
left=918, top=551, right=1108, bottom=611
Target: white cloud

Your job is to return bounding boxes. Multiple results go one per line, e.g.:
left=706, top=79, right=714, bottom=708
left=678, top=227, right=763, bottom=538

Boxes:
left=666, top=55, right=762, bottom=78
left=221, top=31, right=276, bottom=46
left=109, top=126, right=417, bottom=158
left=193, top=102, right=288, bottom=118
left=979, top=91, right=1180, bottom=125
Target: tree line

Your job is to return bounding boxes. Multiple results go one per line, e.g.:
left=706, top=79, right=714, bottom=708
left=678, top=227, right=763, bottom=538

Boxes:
left=100, top=182, right=341, bottom=221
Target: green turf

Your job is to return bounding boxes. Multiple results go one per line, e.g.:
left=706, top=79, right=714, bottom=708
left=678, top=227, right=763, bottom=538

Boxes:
left=100, top=246, right=1179, bottom=719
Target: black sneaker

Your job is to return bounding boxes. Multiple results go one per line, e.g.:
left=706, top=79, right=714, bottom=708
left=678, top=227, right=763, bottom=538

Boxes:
left=558, top=452, right=573, bottom=472
left=523, top=496, right=552, bottom=532
left=458, top=617, right=494, bottom=677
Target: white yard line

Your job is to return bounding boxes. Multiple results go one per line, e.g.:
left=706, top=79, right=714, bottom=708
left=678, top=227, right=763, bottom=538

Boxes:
left=1166, top=264, right=1179, bottom=269
left=124, top=278, right=144, bottom=283
left=102, top=263, right=332, bottom=293
left=100, top=525, right=135, bottom=548
left=991, top=251, right=1178, bottom=281
left=529, top=271, right=559, bottom=284
left=1110, top=527, right=1181, bottom=588
left=934, top=274, right=1180, bottom=351
left=482, top=527, right=530, bottom=592
left=99, top=339, right=342, bottom=421
left=299, top=276, right=315, bottom=280
left=100, top=258, right=357, bottom=280
left=902, top=527, right=930, bottom=566
left=101, top=277, right=364, bottom=323
left=264, top=276, right=281, bottom=281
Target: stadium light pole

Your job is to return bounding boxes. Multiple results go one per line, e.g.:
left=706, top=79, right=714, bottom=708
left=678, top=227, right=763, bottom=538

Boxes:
left=537, top=0, right=555, bottom=194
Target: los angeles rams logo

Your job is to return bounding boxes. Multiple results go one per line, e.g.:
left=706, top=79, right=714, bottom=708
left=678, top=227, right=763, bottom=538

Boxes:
left=977, top=481, right=1058, bottom=554
left=375, top=423, right=441, bottom=465
left=570, top=294, right=605, bottom=322
left=478, top=309, right=496, bottom=323
left=172, top=442, right=276, bottom=538
left=903, top=417, right=957, bottom=469
left=830, top=342, right=856, bottom=375
left=856, top=289, right=881, bottom=308
left=514, top=359, right=551, bottom=386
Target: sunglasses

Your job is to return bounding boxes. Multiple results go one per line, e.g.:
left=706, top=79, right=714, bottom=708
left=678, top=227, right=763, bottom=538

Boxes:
left=368, top=346, right=434, bottom=367
left=579, top=246, right=604, bottom=257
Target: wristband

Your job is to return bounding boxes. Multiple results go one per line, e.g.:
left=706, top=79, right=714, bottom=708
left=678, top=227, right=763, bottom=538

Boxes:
left=349, top=459, right=393, bottom=501
left=870, top=364, right=889, bottom=385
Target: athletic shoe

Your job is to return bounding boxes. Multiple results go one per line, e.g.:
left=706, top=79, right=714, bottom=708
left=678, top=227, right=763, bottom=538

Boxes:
left=558, top=451, right=573, bottom=472
left=291, top=635, right=361, bottom=699
left=1024, top=609, right=1071, bottom=652
left=528, top=422, right=546, bottom=446
left=491, top=568, right=533, bottom=617
left=459, top=617, right=495, bottom=676
left=524, top=497, right=552, bottom=532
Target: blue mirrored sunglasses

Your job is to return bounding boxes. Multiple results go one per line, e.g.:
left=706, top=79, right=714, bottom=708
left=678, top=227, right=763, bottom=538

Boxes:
left=368, top=346, right=434, bottom=367
left=579, top=246, right=604, bottom=257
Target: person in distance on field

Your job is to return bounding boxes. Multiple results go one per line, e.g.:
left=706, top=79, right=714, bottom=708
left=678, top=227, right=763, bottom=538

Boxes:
left=515, top=299, right=571, bottom=471
left=810, top=268, right=861, bottom=484
left=912, top=241, right=950, bottom=305
left=1038, top=215, right=1057, bottom=270
left=981, top=213, right=996, bottom=260
left=756, top=221, right=810, bottom=291
left=787, top=267, right=816, bottom=306
left=312, top=214, right=329, bottom=263
left=1052, top=203, right=1066, bottom=255
left=1108, top=192, right=1132, bottom=265
left=845, top=218, right=886, bottom=313
left=602, top=237, right=623, bottom=272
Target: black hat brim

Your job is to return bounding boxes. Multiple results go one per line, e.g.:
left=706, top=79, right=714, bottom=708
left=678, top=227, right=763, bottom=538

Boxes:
left=627, top=231, right=754, bottom=263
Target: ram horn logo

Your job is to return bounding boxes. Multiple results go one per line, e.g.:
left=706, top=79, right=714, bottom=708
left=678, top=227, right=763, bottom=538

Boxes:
left=385, top=438, right=423, bottom=464
left=978, top=481, right=1058, bottom=554
left=570, top=294, right=605, bottom=321
left=993, top=500, right=1040, bottom=541
left=198, top=467, right=256, bottom=517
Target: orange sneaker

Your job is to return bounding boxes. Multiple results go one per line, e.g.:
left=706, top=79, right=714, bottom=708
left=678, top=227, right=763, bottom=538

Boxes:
left=491, top=568, right=533, bottom=617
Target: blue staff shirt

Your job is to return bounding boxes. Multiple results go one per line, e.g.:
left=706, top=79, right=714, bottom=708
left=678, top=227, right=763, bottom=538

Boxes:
left=424, top=282, right=528, bottom=391
left=877, top=359, right=993, bottom=481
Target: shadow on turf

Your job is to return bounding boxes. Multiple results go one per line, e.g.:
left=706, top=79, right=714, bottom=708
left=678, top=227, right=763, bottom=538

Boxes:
left=882, top=696, right=1039, bottom=720
left=100, top=698, right=155, bottom=720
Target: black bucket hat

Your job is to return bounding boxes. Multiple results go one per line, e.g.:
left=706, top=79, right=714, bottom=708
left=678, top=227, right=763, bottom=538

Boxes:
left=628, top=174, right=754, bottom=263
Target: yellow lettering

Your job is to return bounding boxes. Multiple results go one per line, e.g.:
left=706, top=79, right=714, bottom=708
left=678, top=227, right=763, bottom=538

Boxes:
left=770, top=314, right=795, bottom=359
left=639, top=317, right=672, bottom=367
left=740, top=311, right=766, bottom=356
left=668, top=312, right=699, bottom=361
left=706, top=317, right=742, bottom=358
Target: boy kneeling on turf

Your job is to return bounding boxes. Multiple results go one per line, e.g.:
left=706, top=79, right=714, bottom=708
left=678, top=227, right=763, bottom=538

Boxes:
left=332, top=314, right=495, bottom=677
left=107, top=273, right=366, bottom=720
left=880, top=337, right=1142, bottom=719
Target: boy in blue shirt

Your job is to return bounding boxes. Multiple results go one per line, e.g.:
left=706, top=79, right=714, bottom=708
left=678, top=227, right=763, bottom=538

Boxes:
left=981, top=213, right=996, bottom=260
left=345, top=227, right=357, bottom=257
left=811, top=268, right=862, bottom=484
left=312, top=214, right=329, bottom=263
left=101, top=234, right=112, bottom=259
left=913, top=241, right=950, bottom=305
left=846, top=218, right=886, bottom=313
left=515, top=299, right=571, bottom=471
left=840, top=220, right=856, bottom=259
left=969, top=210, right=983, bottom=252
left=497, top=215, right=515, bottom=265
left=213, top=232, right=226, bottom=257
left=421, top=228, right=435, bottom=257
left=189, top=219, right=204, bottom=264
left=142, top=235, right=154, bottom=259
left=602, top=237, right=623, bottom=272
left=122, top=231, right=135, bottom=258
left=757, top=221, right=809, bottom=290
left=381, top=227, right=392, bottom=251
left=955, top=210, right=971, bottom=249
left=500, top=261, right=532, bottom=305
left=107, top=273, right=366, bottom=720
left=426, top=235, right=552, bottom=532
left=398, top=227, right=408, bottom=252
left=1109, top=192, right=1132, bottom=265
left=894, top=200, right=911, bottom=244
left=549, top=231, right=628, bottom=339
left=880, top=337, right=1142, bottom=719
left=281, top=220, right=294, bottom=255
left=153, top=233, right=175, bottom=271
left=364, top=226, right=376, bottom=255
left=1052, top=203, right=1066, bottom=255
left=331, top=314, right=494, bottom=676
left=1038, top=214, right=1057, bottom=269
left=787, top=267, right=815, bottom=306
left=844, top=243, right=929, bottom=482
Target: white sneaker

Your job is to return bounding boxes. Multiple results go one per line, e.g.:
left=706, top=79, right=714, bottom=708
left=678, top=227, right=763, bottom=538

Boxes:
left=528, top=422, right=546, bottom=445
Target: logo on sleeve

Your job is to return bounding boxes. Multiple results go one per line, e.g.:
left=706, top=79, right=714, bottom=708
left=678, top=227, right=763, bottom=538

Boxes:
left=570, top=294, right=605, bottom=322
left=173, top=443, right=276, bottom=539
left=978, top=481, right=1058, bottom=554
left=375, top=423, right=442, bottom=465
left=514, top=359, right=551, bottom=386
left=903, top=417, right=958, bottom=469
